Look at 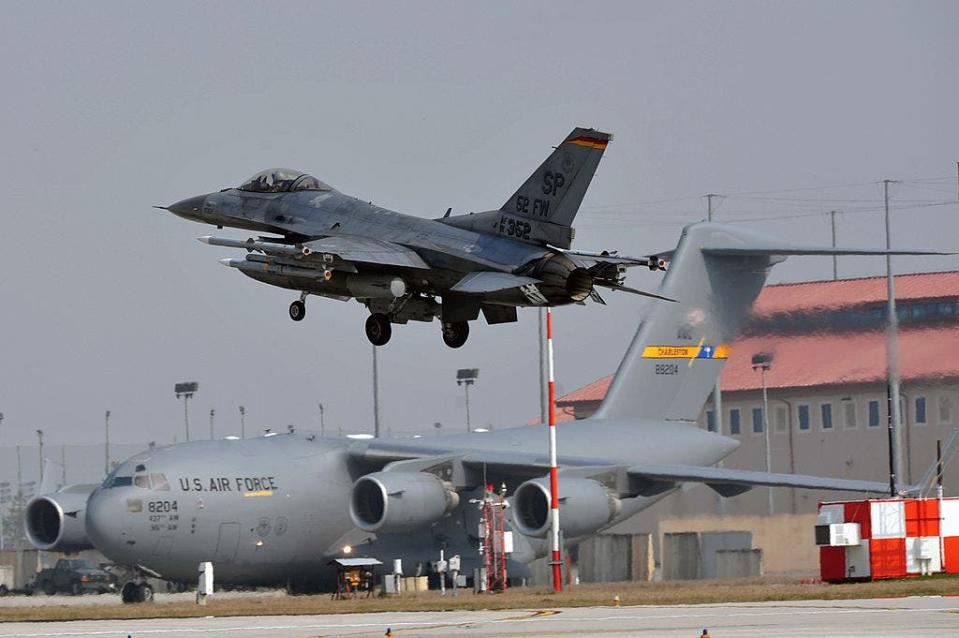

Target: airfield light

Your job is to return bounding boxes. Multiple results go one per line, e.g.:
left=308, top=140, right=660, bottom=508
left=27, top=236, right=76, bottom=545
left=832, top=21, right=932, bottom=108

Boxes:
left=456, top=368, right=479, bottom=433
left=751, top=352, right=774, bottom=515
left=174, top=382, right=199, bottom=442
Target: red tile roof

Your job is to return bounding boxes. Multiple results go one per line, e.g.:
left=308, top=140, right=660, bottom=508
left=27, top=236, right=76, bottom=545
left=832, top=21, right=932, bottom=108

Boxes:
left=721, top=326, right=959, bottom=392
left=753, top=271, right=959, bottom=316
left=556, top=271, right=959, bottom=405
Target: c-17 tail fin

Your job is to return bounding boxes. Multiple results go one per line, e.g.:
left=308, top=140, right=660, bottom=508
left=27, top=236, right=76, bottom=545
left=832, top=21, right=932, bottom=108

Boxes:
left=594, top=223, right=953, bottom=423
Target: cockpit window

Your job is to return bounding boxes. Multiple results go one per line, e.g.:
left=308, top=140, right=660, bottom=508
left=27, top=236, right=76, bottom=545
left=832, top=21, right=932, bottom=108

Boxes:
left=104, top=476, right=133, bottom=488
left=134, top=474, right=150, bottom=489
left=151, top=473, right=171, bottom=491
left=290, top=174, right=331, bottom=192
left=238, top=169, right=330, bottom=193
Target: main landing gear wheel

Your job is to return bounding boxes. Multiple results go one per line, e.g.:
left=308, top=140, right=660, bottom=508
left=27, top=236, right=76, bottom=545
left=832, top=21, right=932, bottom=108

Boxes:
left=365, top=313, right=392, bottom=346
left=442, top=321, right=469, bottom=348
left=289, top=300, right=306, bottom=322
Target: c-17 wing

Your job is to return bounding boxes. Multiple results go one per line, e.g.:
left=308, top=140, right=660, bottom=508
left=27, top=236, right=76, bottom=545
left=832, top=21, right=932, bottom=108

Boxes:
left=350, top=441, right=899, bottom=497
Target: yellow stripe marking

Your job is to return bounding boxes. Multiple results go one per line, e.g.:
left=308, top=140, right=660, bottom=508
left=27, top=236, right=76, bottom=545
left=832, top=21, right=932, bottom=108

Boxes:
left=243, top=489, right=274, bottom=498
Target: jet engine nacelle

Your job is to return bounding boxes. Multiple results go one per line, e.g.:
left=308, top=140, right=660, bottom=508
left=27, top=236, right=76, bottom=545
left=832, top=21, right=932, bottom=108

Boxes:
left=24, top=485, right=97, bottom=552
left=349, top=471, right=460, bottom=534
left=529, top=254, right=593, bottom=303
left=512, top=477, right=621, bottom=539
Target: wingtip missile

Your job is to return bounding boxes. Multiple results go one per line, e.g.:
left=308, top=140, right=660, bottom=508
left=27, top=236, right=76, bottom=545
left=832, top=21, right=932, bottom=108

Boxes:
left=198, top=236, right=213, bottom=244
left=219, top=257, right=238, bottom=268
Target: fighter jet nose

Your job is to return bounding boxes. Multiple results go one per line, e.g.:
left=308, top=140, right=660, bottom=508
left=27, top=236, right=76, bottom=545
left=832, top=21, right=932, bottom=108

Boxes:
left=166, top=194, right=208, bottom=221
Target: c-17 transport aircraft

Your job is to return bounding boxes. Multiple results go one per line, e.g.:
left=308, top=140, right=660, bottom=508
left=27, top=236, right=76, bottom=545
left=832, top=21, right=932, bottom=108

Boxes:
left=25, top=223, right=947, bottom=601
left=160, top=127, right=673, bottom=348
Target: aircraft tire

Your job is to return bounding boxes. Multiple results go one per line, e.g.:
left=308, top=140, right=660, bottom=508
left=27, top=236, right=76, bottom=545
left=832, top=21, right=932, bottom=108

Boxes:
left=365, top=313, right=392, bottom=346
left=121, top=581, right=138, bottom=604
left=442, top=321, right=469, bottom=348
left=289, top=300, right=306, bottom=322
left=137, top=583, right=153, bottom=603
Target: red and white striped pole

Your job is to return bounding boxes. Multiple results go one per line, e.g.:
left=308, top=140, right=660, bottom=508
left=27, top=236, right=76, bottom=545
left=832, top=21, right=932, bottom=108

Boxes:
left=546, top=307, right=562, bottom=592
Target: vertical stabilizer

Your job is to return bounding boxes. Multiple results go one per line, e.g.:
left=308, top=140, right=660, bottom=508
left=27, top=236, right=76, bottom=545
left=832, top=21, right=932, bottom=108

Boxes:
left=594, top=223, right=778, bottom=422
left=502, top=127, right=611, bottom=229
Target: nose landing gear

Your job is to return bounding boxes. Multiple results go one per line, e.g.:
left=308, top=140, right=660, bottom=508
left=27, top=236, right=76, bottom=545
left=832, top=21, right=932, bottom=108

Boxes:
left=289, top=293, right=308, bottom=322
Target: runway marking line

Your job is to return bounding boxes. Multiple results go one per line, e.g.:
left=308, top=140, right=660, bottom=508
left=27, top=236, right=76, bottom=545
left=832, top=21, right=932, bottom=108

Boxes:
left=2, top=604, right=958, bottom=637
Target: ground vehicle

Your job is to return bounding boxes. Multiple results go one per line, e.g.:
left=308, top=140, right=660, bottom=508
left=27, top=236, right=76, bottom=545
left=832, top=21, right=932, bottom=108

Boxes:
left=32, top=559, right=116, bottom=595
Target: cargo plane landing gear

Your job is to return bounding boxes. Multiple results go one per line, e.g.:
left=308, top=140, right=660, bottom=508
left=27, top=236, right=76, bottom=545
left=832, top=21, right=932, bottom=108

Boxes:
left=289, top=293, right=307, bottom=322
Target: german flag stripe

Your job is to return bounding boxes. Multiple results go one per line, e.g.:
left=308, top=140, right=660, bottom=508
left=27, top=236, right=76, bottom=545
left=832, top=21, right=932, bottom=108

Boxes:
left=567, top=136, right=609, bottom=150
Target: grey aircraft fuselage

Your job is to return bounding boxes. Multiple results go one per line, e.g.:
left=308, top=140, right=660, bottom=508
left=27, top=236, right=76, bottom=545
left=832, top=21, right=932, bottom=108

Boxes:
left=172, top=186, right=552, bottom=297
left=85, top=419, right=730, bottom=587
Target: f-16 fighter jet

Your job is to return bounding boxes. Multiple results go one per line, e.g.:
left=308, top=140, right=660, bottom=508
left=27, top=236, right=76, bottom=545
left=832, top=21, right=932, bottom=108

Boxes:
left=161, top=128, right=671, bottom=347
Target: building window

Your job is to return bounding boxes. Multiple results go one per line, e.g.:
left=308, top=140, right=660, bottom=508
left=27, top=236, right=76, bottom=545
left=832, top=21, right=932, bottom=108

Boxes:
left=798, top=404, right=810, bottom=431
left=775, top=406, right=787, bottom=433
left=821, top=403, right=833, bottom=430
left=868, top=400, right=881, bottom=428
left=730, top=408, right=741, bottom=435
left=843, top=399, right=857, bottom=429
left=706, top=410, right=716, bottom=433
left=915, top=396, right=927, bottom=424
left=752, top=407, right=764, bottom=433
left=940, top=396, right=953, bottom=424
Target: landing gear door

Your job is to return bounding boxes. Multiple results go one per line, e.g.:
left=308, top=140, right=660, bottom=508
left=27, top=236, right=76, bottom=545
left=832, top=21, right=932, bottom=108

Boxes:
left=214, top=522, right=240, bottom=564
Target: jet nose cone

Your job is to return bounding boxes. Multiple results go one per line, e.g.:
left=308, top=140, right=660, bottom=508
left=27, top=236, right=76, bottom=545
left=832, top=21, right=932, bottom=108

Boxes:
left=165, top=194, right=208, bottom=221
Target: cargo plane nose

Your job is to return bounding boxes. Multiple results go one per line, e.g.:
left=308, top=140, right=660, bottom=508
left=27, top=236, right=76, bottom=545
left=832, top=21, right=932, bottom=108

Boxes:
left=84, top=485, right=137, bottom=559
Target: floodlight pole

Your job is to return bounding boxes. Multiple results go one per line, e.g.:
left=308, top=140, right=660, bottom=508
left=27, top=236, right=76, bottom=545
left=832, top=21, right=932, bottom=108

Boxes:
left=546, top=308, right=562, bottom=592
left=318, top=403, right=325, bottom=437
left=175, top=383, right=198, bottom=442
left=753, top=360, right=774, bottom=515
left=104, top=410, right=111, bottom=476
left=209, top=409, right=215, bottom=440
left=372, top=346, right=381, bottom=438
left=883, top=179, right=903, bottom=496
left=238, top=406, right=246, bottom=439
left=36, top=430, right=44, bottom=484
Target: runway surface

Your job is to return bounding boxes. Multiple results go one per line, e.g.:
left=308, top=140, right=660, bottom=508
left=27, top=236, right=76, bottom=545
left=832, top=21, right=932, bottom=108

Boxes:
left=1, top=596, right=957, bottom=637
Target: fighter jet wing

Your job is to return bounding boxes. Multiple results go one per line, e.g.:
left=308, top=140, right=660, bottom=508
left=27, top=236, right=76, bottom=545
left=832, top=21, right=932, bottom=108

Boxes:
left=450, top=272, right=541, bottom=294
left=302, top=235, right=430, bottom=269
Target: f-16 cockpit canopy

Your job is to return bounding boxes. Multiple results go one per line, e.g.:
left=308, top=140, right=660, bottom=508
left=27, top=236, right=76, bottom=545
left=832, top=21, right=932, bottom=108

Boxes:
left=238, top=169, right=332, bottom=194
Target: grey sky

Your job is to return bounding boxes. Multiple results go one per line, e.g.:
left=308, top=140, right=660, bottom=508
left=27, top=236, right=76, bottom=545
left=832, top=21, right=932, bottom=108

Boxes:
left=1, top=1, right=957, bottom=450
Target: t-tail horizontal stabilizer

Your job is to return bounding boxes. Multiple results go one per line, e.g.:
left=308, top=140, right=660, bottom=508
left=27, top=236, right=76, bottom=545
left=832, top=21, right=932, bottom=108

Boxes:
left=594, top=222, right=955, bottom=423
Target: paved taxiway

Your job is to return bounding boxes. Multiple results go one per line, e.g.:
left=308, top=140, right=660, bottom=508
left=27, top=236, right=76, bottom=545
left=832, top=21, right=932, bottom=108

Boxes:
left=1, top=597, right=957, bottom=637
